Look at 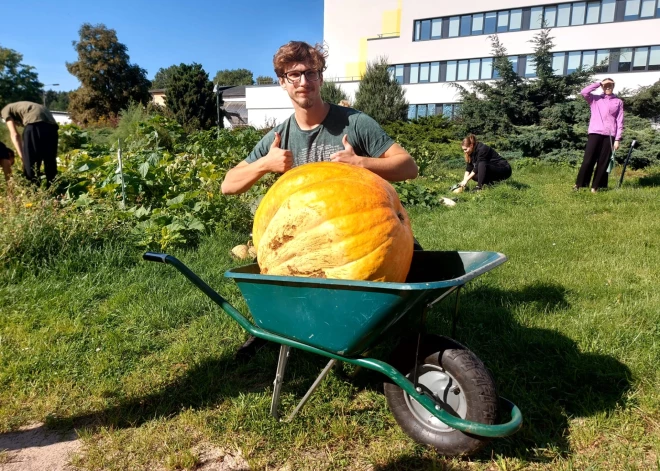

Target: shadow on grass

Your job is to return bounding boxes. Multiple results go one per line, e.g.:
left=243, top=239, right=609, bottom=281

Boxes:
left=638, top=173, right=660, bottom=187
left=372, top=454, right=463, bottom=470
left=352, top=282, right=630, bottom=465
left=500, top=180, right=531, bottom=190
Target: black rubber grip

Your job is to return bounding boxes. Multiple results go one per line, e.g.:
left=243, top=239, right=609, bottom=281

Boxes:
left=143, top=252, right=169, bottom=263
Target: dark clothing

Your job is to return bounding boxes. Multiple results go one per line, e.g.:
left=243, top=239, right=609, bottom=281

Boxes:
left=0, top=141, right=13, bottom=160
left=466, top=142, right=511, bottom=187
left=22, top=122, right=59, bottom=186
left=575, top=133, right=613, bottom=190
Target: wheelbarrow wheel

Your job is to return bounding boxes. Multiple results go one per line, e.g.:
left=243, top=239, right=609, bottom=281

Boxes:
left=383, top=334, right=498, bottom=456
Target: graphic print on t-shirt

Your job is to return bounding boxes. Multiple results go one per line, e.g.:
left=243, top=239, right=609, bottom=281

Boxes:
left=297, top=143, right=344, bottom=165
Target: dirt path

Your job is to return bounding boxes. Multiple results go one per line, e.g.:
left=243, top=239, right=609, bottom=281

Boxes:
left=0, top=423, right=80, bottom=471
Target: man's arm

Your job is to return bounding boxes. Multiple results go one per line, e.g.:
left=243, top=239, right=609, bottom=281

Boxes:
left=221, top=131, right=293, bottom=195
left=6, top=120, right=23, bottom=161
left=330, top=136, right=418, bottom=181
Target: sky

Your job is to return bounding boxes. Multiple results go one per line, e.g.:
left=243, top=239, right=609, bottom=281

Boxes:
left=1, top=0, right=325, bottom=92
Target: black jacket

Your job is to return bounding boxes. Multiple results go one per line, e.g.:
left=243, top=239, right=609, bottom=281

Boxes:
left=466, top=142, right=508, bottom=186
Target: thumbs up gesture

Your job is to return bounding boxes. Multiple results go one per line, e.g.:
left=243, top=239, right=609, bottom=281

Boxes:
left=264, top=131, right=293, bottom=173
left=330, top=134, right=360, bottom=166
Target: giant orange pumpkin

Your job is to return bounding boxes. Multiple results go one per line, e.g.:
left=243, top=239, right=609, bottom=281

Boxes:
left=252, top=162, right=414, bottom=282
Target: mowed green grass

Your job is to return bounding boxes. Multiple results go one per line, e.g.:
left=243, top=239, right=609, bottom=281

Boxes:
left=0, top=163, right=658, bottom=470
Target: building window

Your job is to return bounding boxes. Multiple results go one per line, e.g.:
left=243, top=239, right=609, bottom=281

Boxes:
left=472, top=13, right=484, bottom=34
left=481, top=58, right=493, bottom=79
left=595, top=49, right=610, bottom=72
left=567, top=51, right=582, bottom=73
left=582, top=50, right=596, bottom=69
left=469, top=59, right=481, bottom=80
left=431, top=19, right=442, bottom=39
left=545, top=6, right=558, bottom=26
left=640, top=0, right=656, bottom=17
left=557, top=3, right=571, bottom=26
left=419, top=63, right=430, bottom=82
left=510, top=9, right=523, bottom=30
left=553, top=52, right=566, bottom=74
left=417, top=104, right=428, bottom=118
left=650, top=46, right=660, bottom=70
left=395, top=65, right=404, bottom=84
left=428, top=104, right=436, bottom=115
left=617, top=48, right=633, bottom=71
left=410, top=64, right=419, bottom=83
left=448, top=16, right=460, bottom=37
left=446, top=61, right=457, bottom=81
left=457, top=60, right=469, bottom=80
left=484, top=12, right=497, bottom=34
left=572, top=2, right=586, bottom=24
left=407, top=105, right=417, bottom=120
left=497, top=11, right=509, bottom=32
left=624, top=0, right=641, bottom=20
left=414, top=21, right=421, bottom=41
left=443, top=104, right=454, bottom=119
left=460, top=15, right=472, bottom=36
left=525, top=55, right=537, bottom=77
left=586, top=2, right=601, bottom=23
left=633, top=47, right=649, bottom=70
left=420, top=20, right=432, bottom=40
left=531, top=7, right=544, bottom=29
left=430, top=62, right=440, bottom=82
left=601, top=0, right=616, bottom=22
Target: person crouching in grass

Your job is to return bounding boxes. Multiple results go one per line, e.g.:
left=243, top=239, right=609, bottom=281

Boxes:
left=456, top=134, right=511, bottom=191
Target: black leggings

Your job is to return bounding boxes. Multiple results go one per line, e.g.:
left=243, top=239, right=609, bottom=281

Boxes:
left=475, top=162, right=512, bottom=186
left=575, top=133, right=613, bottom=190
left=22, top=122, right=59, bottom=186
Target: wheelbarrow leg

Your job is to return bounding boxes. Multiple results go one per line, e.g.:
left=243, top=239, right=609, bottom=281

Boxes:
left=285, top=359, right=337, bottom=422
left=270, top=345, right=291, bottom=420
left=451, top=286, right=462, bottom=338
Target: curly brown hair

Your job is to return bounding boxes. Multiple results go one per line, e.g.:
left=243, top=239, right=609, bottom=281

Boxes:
left=273, top=41, right=328, bottom=78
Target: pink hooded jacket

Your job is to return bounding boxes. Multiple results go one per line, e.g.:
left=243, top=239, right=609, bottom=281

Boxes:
left=581, top=82, right=624, bottom=141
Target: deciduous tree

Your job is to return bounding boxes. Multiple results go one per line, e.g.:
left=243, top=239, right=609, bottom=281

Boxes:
left=213, top=68, right=254, bottom=86
left=0, top=45, right=42, bottom=109
left=66, top=23, right=151, bottom=125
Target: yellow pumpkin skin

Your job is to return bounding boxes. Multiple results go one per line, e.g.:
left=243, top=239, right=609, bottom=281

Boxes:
left=253, top=162, right=414, bottom=282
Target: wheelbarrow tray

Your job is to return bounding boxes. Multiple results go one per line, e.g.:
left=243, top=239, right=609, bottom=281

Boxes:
left=225, top=251, right=506, bottom=356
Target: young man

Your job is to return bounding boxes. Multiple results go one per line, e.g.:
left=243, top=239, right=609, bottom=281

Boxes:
left=221, top=41, right=417, bottom=195
left=222, top=41, right=418, bottom=359
left=1, top=101, right=59, bottom=187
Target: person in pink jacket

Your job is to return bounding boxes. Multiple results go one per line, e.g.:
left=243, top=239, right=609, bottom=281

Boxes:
left=573, top=78, right=624, bottom=193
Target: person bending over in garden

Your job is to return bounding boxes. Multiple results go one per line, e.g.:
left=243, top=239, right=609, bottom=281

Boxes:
left=221, top=40, right=418, bottom=359
left=1, top=101, right=59, bottom=188
left=0, top=141, right=15, bottom=182
left=573, top=78, right=624, bottom=193
left=456, top=134, right=511, bottom=191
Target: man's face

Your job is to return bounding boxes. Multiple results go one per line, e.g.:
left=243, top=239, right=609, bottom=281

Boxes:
left=279, top=62, right=323, bottom=109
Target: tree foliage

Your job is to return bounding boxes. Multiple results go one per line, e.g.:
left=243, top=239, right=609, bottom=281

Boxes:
left=66, top=23, right=151, bottom=125
left=320, top=80, right=348, bottom=105
left=166, top=63, right=216, bottom=132
left=454, top=29, right=593, bottom=156
left=44, top=90, right=71, bottom=111
left=622, top=80, right=660, bottom=121
left=151, top=65, right=180, bottom=89
left=213, top=68, right=254, bottom=86
left=255, top=75, right=275, bottom=85
left=0, top=45, right=43, bottom=109
left=353, top=57, right=408, bottom=124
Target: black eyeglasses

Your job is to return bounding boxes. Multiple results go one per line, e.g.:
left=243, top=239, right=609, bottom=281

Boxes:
left=282, top=69, right=321, bottom=84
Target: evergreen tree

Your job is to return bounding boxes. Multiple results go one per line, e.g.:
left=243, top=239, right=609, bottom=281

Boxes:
left=166, top=63, right=216, bottom=131
left=0, top=45, right=42, bottom=109
left=213, top=68, right=254, bottom=86
left=66, top=23, right=151, bottom=125
left=354, top=57, right=408, bottom=124
left=151, top=65, right=180, bottom=89
left=622, top=80, right=660, bottom=120
left=44, top=90, right=71, bottom=111
left=320, top=80, right=348, bottom=105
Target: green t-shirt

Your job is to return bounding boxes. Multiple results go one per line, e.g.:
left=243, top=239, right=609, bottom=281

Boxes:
left=245, top=105, right=395, bottom=166
left=1, top=101, right=57, bottom=126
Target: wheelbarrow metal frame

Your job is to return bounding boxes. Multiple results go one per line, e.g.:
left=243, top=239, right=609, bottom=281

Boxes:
left=143, top=252, right=522, bottom=439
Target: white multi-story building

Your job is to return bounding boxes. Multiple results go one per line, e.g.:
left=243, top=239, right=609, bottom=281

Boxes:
left=247, top=0, right=660, bottom=126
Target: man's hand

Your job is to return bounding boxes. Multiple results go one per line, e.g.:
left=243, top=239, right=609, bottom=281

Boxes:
left=262, top=132, right=293, bottom=173
left=614, top=140, right=620, bottom=151
left=330, top=135, right=362, bottom=166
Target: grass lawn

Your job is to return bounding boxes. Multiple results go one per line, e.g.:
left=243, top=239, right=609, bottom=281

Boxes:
left=0, top=163, right=659, bottom=470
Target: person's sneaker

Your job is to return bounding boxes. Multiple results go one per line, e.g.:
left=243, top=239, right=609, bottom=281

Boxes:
left=234, top=335, right=270, bottom=361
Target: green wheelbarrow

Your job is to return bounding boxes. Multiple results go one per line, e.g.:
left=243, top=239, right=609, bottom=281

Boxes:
left=143, top=250, right=522, bottom=456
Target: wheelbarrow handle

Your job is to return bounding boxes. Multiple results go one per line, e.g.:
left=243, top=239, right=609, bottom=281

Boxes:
left=143, top=252, right=170, bottom=263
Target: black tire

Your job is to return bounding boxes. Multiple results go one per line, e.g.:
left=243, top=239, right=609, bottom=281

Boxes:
left=384, top=334, right=498, bottom=456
